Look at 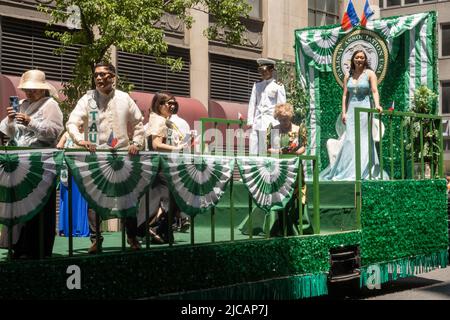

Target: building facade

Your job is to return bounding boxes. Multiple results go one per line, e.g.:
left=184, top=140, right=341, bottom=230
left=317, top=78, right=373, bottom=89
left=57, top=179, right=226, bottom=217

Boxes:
left=3, top=0, right=448, bottom=171
left=0, top=0, right=340, bottom=119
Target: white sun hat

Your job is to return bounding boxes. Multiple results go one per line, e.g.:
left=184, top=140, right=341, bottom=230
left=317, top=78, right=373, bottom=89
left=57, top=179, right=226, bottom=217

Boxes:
left=17, top=69, right=59, bottom=99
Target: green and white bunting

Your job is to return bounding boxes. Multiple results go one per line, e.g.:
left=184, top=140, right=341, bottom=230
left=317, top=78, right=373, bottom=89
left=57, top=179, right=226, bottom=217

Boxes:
left=64, top=151, right=160, bottom=219
left=296, top=13, right=430, bottom=72
left=0, top=149, right=63, bottom=225
left=161, top=153, right=235, bottom=216
left=236, top=156, right=300, bottom=213
left=296, top=26, right=342, bottom=72
left=366, top=12, right=435, bottom=105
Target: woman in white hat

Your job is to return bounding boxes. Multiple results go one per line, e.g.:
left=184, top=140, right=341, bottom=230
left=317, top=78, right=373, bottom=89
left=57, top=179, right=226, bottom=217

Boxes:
left=0, top=69, right=63, bottom=147
left=0, top=69, right=63, bottom=259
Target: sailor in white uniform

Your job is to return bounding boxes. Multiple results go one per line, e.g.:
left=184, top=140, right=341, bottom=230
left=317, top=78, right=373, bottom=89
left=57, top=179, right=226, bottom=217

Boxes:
left=247, top=58, right=286, bottom=155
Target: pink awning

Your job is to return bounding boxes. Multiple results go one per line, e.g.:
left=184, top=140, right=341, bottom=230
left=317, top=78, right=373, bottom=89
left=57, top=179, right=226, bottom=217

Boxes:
left=129, top=91, right=208, bottom=130
left=208, top=99, right=248, bottom=121
left=207, top=99, right=250, bottom=150
left=0, top=74, right=207, bottom=131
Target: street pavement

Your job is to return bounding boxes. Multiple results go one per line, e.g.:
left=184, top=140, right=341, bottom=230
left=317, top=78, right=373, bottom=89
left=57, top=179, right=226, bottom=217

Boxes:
left=322, top=266, right=450, bottom=300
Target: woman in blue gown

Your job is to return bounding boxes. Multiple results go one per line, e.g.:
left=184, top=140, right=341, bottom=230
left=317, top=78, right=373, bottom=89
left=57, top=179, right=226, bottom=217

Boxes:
left=321, top=49, right=386, bottom=181
left=57, top=131, right=89, bottom=237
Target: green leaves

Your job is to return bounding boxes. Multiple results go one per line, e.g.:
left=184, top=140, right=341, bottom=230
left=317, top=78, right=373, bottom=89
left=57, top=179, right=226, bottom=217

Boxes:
left=205, top=0, right=250, bottom=46
left=275, top=60, right=309, bottom=126
left=404, top=85, right=440, bottom=171
left=411, top=85, right=438, bottom=114
left=40, top=0, right=250, bottom=120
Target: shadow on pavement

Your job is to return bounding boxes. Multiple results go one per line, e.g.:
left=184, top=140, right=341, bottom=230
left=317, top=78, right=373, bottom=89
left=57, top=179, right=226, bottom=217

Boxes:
left=312, top=276, right=444, bottom=300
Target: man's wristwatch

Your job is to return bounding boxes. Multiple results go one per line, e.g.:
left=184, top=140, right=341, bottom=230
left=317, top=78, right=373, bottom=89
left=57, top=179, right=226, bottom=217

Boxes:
left=130, top=141, right=142, bottom=149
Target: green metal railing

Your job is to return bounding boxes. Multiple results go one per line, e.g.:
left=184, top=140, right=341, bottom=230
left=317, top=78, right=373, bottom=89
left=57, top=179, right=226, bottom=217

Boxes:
left=2, top=119, right=323, bottom=261
left=200, top=117, right=246, bottom=155
left=199, top=117, right=321, bottom=240
left=354, top=107, right=444, bottom=228
left=354, top=108, right=444, bottom=181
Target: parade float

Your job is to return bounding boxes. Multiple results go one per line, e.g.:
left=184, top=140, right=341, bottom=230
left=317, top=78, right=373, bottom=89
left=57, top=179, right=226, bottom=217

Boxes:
left=0, top=11, right=447, bottom=299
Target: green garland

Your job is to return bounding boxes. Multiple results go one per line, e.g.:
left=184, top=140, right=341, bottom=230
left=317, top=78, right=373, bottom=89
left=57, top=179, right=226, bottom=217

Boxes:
left=318, top=72, right=343, bottom=170
left=0, top=231, right=361, bottom=299
left=160, top=273, right=329, bottom=300
left=360, top=250, right=448, bottom=288
left=360, top=180, right=448, bottom=266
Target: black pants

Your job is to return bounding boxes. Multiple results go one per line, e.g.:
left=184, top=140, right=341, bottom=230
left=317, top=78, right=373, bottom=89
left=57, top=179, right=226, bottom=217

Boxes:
left=88, top=208, right=138, bottom=242
left=13, top=189, right=56, bottom=259
left=135, top=172, right=176, bottom=242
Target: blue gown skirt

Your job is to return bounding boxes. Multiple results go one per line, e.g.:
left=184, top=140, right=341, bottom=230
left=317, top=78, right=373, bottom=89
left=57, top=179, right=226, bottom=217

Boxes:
left=320, top=72, right=388, bottom=181
left=59, top=176, right=89, bottom=237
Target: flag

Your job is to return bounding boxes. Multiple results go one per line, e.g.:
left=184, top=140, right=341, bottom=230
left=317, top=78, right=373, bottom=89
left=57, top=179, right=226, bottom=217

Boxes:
left=107, top=131, right=118, bottom=148
left=361, top=0, right=375, bottom=27
left=341, top=0, right=360, bottom=31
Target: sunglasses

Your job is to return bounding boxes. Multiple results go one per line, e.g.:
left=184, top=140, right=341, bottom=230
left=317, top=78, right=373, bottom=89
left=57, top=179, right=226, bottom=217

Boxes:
left=258, top=66, right=271, bottom=73
left=94, top=72, right=112, bottom=78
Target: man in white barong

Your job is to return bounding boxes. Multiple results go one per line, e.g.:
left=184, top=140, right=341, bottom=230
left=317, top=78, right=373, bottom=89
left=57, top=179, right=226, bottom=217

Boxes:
left=66, top=62, right=145, bottom=253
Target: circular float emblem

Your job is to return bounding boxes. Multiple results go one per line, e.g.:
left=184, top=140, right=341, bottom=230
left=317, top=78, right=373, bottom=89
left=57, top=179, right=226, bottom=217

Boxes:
left=333, top=29, right=389, bottom=87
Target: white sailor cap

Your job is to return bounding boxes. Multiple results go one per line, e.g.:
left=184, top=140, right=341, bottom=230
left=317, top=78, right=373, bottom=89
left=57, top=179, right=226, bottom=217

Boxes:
left=257, top=58, right=276, bottom=67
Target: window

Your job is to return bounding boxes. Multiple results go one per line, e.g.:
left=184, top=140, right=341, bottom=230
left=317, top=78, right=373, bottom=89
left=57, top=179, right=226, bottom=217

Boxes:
left=442, top=25, right=450, bottom=57
left=0, top=16, right=80, bottom=82
left=442, top=82, right=450, bottom=114
left=386, top=0, right=401, bottom=6
left=210, top=54, right=260, bottom=103
left=444, top=137, right=450, bottom=151
left=308, top=0, right=338, bottom=27
left=247, top=0, right=261, bottom=19
left=381, top=0, right=437, bottom=8
left=117, top=46, right=190, bottom=97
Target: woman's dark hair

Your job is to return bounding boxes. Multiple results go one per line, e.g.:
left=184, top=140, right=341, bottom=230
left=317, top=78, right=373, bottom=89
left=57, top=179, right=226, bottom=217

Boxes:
left=150, top=92, right=171, bottom=115
left=349, top=50, right=371, bottom=75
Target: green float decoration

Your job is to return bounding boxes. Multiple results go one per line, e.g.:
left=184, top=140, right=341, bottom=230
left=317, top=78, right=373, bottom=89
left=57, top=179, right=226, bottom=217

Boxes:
left=0, top=231, right=361, bottom=299
left=64, top=151, right=160, bottom=219
left=359, top=180, right=448, bottom=287
left=360, top=251, right=448, bottom=288
left=295, top=12, right=437, bottom=177
left=236, top=156, right=300, bottom=213
left=161, top=153, right=235, bottom=216
left=0, top=149, right=63, bottom=225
